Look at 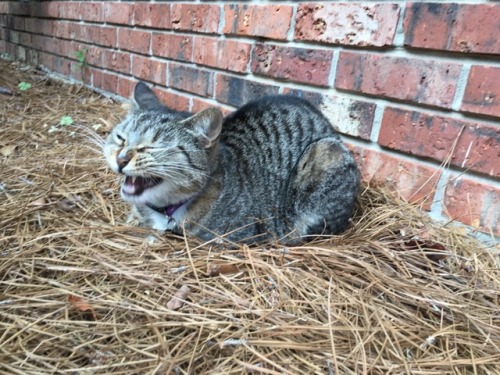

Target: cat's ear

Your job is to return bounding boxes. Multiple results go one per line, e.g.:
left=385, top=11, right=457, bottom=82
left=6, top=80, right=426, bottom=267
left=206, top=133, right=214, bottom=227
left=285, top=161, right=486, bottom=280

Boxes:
left=132, top=82, right=162, bottom=111
left=182, top=108, right=223, bottom=148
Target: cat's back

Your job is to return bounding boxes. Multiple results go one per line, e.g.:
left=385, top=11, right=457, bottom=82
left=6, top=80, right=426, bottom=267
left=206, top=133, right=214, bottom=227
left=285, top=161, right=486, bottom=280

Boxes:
left=220, top=96, right=339, bottom=171
left=217, top=95, right=342, bottom=198
left=222, top=95, right=336, bottom=140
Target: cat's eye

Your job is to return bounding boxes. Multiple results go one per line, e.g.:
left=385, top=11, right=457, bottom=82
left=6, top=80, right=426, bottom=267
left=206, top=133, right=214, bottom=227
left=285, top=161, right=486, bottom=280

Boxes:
left=115, top=134, right=125, bottom=144
left=137, top=147, right=149, bottom=153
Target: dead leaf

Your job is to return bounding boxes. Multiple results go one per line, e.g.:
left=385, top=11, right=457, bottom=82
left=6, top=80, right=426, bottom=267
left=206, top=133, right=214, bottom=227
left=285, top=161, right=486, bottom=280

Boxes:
left=0, top=145, right=16, bottom=156
left=405, top=239, right=448, bottom=262
left=30, top=197, right=47, bottom=207
left=57, top=195, right=82, bottom=211
left=166, top=285, right=190, bottom=310
left=206, top=263, right=240, bottom=276
left=68, top=295, right=97, bottom=320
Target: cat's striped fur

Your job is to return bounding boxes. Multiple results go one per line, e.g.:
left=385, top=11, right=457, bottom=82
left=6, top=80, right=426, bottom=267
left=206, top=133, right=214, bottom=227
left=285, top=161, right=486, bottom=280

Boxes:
left=104, top=82, right=360, bottom=244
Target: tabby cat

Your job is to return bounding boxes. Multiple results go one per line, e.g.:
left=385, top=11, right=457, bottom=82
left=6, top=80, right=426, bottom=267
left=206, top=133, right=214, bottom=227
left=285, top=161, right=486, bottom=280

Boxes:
left=104, top=82, right=360, bottom=244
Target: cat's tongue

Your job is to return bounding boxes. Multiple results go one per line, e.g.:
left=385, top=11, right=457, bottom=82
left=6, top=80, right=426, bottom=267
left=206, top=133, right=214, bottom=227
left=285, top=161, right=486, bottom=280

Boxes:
left=122, top=176, right=161, bottom=196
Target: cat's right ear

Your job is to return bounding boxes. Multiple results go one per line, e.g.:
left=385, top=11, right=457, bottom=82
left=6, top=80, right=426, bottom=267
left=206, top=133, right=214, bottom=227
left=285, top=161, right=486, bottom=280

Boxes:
left=182, top=108, right=223, bottom=148
left=132, top=82, right=162, bottom=111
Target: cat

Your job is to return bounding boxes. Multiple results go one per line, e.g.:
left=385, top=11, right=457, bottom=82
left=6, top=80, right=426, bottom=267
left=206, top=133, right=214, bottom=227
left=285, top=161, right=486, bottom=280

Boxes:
left=103, top=82, right=360, bottom=244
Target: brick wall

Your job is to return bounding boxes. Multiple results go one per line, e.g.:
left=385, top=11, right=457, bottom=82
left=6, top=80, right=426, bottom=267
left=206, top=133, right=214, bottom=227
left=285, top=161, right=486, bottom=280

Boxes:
left=1, top=1, right=499, bottom=236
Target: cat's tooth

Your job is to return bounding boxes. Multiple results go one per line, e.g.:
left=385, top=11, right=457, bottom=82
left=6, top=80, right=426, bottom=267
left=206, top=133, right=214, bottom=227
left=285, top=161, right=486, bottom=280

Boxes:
left=131, top=176, right=136, bottom=184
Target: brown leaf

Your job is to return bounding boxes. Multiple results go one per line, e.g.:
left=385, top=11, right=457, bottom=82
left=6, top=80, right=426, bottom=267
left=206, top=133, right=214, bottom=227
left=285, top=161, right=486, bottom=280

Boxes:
left=68, top=295, right=97, bottom=320
left=0, top=145, right=16, bottom=156
left=166, top=285, right=190, bottom=310
left=206, top=263, right=240, bottom=277
left=405, top=239, right=448, bottom=262
left=57, top=195, right=82, bottom=211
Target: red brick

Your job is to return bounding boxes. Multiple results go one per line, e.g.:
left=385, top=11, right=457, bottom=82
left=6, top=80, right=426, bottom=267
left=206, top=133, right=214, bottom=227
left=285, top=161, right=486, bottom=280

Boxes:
left=461, top=66, right=500, bottom=119
left=192, top=98, right=234, bottom=117
left=193, top=37, right=250, bottom=73
left=33, top=35, right=58, bottom=55
left=38, top=52, right=55, bottom=70
left=223, top=4, right=292, bottom=40
left=379, top=107, right=500, bottom=177
left=16, top=46, right=26, bottom=61
left=335, top=52, right=461, bottom=109
left=40, top=19, right=54, bottom=36
left=31, top=1, right=59, bottom=18
left=80, top=2, right=103, bottom=23
left=20, top=32, right=32, bottom=47
left=99, top=27, right=117, bottom=48
left=282, top=88, right=375, bottom=140
left=68, top=23, right=84, bottom=41
left=8, top=30, right=19, bottom=44
left=70, top=61, right=84, bottom=82
left=404, top=3, right=500, bottom=55
left=26, top=49, right=39, bottom=65
left=153, top=87, right=191, bottom=112
left=0, top=40, right=6, bottom=53
left=132, top=56, right=167, bottom=86
left=53, top=57, right=71, bottom=76
left=104, top=2, right=133, bottom=25
left=152, top=33, right=192, bottom=62
left=13, top=16, right=24, bottom=31
left=171, top=4, right=220, bottom=33
left=24, top=18, right=42, bottom=33
left=7, top=1, right=30, bottom=15
left=295, top=3, right=400, bottom=47
left=134, top=3, right=170, bottom=29
left=215, top=74, right=280, bottom=107
left=444, top=177, right=499, bottom=235
left=59, top=2, right=81, bottom=20
left=93, top=69, right=118, bottom=94
left=350, top=145, right=440, bottom=210
left=83, top=46, right=104, bottom=67
left=103, top=50, right=131, bottom=74
left=168, top=63, right=213, bottom=98
left=58, top=39, right=75, bottom=58
left=52, top=21, right=69, bottom=39
left=118, top=29, right=150, bottom=54
left=4, top=42, right=16, bottom=56
left=117, top=76, right=136, bottom=99
left=251, top=44, right=332, bottom=87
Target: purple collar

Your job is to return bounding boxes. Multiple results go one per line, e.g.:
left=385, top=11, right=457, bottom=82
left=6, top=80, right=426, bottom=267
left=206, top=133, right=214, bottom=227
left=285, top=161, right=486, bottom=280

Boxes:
left=147, top=200, right=187, bottom=217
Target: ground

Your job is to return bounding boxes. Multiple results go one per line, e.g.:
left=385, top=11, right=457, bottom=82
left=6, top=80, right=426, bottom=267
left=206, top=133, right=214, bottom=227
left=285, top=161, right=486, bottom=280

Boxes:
left=0, top=59, right=499, bottom=374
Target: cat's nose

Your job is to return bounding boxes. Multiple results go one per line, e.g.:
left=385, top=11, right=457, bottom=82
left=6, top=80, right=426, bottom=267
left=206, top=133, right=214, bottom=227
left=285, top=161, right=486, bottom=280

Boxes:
left=117, top=154, right=132, bottom=172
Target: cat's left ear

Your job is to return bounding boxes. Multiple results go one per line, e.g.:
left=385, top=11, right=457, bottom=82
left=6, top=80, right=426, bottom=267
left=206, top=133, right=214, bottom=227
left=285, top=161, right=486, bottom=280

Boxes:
left=182, top=108, right=223, bottom=148
left=132, top=82, right=162, bottom=111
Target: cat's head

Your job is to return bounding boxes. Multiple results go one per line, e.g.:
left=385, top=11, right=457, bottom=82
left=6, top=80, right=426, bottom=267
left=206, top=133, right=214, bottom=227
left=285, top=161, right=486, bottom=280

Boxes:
left=103, top=82, right=223, bottom=207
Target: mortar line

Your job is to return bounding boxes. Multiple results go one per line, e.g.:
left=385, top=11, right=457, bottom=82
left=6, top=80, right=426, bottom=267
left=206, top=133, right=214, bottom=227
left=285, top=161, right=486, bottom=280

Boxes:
left=451, top=64, right=471, bottom=112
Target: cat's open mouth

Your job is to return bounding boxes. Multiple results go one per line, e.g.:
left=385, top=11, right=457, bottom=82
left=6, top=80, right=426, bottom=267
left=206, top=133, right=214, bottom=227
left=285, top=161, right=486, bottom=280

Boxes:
left=122, top=175, right=163, bottom=196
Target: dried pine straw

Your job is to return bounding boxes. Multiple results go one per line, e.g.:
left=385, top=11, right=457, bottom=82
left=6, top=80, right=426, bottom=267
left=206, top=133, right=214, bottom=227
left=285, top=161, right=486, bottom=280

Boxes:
left=0, top=59, right=499, bottom=375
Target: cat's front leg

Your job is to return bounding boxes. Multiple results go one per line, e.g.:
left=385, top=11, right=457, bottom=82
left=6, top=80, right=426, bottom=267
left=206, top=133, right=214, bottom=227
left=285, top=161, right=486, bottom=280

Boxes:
left=127, top=204, right=174, bottom=231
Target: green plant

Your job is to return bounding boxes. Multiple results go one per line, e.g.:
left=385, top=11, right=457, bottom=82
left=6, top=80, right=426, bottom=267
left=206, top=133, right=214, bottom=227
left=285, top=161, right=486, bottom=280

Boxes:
left=18, top=82, right=32, bottom=91
left=73, top=49, right=88, bottom=81
left=74, top=48, right=87, bottom=67
left=60, top=116, right=74, bottom=126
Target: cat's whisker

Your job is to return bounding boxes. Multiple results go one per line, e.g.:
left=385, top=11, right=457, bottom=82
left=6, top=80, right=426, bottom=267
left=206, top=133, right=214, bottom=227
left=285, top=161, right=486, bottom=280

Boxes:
left=56, top=128, right=104, bottom=150
left=60, top=127, right=106, bottom=149
left=67, top=123, right=106, bottom=145
left=145, top=168, right=198, bottom=181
